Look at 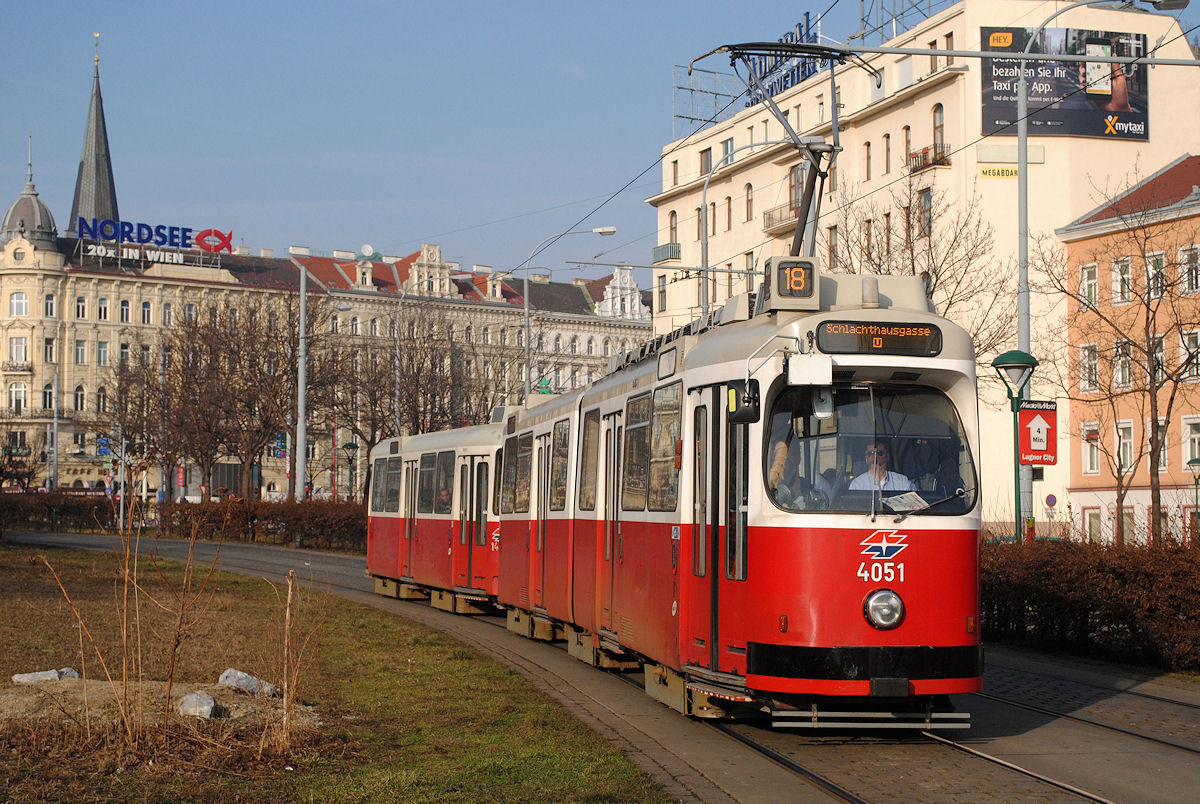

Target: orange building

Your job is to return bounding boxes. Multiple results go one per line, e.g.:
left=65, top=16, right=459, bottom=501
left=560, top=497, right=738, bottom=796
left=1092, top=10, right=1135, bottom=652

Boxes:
left=1057, top=155, right=1200, bottom=545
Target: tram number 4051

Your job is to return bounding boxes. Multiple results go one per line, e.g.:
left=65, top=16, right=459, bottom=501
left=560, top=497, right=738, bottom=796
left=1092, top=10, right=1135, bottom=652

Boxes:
left=857, top=562, right=905, bottom=583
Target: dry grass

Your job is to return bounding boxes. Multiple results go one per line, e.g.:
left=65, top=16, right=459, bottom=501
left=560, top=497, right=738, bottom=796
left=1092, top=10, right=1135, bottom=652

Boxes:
left=0, top=544, right=669, bottom=802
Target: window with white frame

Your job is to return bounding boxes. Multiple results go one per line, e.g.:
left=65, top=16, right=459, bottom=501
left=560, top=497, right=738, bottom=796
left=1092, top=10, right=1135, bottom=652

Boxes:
left=75, top=340, right=86, bottom=365
left=720, top=138, right=733, bottom=166
left=1185, top=418, right=1200, bottom=466
left=97, top=341, right=109, bottom=367
left=1112, top=258, right=1132, bottom=303
left=162, top=303, right=172, bottom=326
left=1184, top=331, right=1200, bottom=381
left=1114, top=341, right=1132, bottom=389
left=119, top=300, right=130, bottom=323
left=44, top=294, right=55, bottom=317
left=9, top=292, right=28, bottom=317
left=141, top=301, right=152, bottom=324
left=1116, top=421, right=1134, bottom=473
left=97, top=298, right=108, bottom=321
left=8, top=337, right=28, bottom=363
left=1084, top=508, right=1102, bottom=543
left=8, top=382, right=27, bottom=412
left=1080, top=344, right=1099, bottom=391
left=75, top=296, right=86, bottom=319
left=1146, top=252, right=1166, bottom=300
left=1182, top=245, right=1200, bottom=294
left=1080, top=264, right=1098, bottom=309
left=1083, top=423, right=1100, bottom=474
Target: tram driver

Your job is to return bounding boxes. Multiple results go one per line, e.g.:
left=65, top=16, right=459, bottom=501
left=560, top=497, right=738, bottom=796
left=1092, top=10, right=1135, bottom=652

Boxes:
left=849, top=441, right=915, bottom=493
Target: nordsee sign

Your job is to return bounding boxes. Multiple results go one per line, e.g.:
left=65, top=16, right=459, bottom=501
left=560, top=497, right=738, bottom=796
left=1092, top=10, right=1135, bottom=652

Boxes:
left=76, top=217, right=234, bottom=254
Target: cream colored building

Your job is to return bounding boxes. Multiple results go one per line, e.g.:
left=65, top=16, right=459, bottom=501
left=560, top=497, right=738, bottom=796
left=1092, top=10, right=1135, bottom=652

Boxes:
left=647, top=0, right=1200, bottom=526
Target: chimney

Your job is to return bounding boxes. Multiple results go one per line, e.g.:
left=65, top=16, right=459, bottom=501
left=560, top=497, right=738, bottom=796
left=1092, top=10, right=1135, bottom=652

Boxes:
left=288, top=245, right=310, bottom=256
left=260, top=248, right=274, bottom=258
left=234, top=245, right=250, bottom=256
left=332, top=249, right=354, bottom=260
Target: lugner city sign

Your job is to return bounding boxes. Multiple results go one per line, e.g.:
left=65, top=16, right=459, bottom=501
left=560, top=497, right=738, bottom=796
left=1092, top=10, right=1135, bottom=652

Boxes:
left=75, top=217, right=234, bottom=254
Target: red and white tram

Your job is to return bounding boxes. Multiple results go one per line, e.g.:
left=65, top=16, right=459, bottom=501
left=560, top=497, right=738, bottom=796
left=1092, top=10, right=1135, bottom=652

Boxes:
left=368, top=257, right=982, bottom=727
left=367, top=423, right=503, bottom=612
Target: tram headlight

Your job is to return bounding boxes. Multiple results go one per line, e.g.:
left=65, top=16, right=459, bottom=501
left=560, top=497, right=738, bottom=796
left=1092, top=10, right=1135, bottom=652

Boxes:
left=864, top=589, right=905, bottom=630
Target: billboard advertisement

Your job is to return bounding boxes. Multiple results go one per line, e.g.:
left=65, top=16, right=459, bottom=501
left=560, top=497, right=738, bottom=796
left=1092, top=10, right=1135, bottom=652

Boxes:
left=982, top=27, right=1148, bottom=140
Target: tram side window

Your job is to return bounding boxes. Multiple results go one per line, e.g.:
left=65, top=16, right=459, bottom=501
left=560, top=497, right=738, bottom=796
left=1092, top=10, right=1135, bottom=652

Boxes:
left=727, top=422, right=749, bottom=581
left=434, top=450, right=455, bottom=514
left=514, top=433, right=533, bottom=513
left=549, top=419, right=570, bottom=511
left=417, top=453, right=437, bottom=513
left=493, top=448, right=503, bottom=514
left=500, top=438, right=518, bottom=514
left=577, top=409, right=600, bottom=511
left=649, top=382, right=682, bottom=511
left=370, top=457, right=388, bottom=512
left=384, top=457, right=403, bottom=512
left=622, top=394, right=651, bottom=510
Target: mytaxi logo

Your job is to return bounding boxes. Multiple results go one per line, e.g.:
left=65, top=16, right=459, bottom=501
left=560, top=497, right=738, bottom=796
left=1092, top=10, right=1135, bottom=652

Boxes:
left=990, top=31, right=1014, bottom=47
left=1104, top=115, right=1119, bottom=135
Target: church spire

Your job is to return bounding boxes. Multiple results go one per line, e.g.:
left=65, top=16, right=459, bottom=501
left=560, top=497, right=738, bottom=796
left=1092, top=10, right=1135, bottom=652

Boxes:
left=67, top=34, right=119, bottom=235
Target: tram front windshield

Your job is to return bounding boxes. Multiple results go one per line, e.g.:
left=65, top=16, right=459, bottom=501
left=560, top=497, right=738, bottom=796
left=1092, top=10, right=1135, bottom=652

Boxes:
left=766, top=385, right=976, bottom=516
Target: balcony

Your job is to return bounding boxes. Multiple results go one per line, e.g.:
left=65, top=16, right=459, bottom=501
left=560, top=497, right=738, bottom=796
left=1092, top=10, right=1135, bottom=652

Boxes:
left=652, top=242, right=681, bottom=264
left=2, top=361, right=32, bottom=373
left=908, top=142, right=951, bottom=173
left=763, top=203, right=801, bottom=234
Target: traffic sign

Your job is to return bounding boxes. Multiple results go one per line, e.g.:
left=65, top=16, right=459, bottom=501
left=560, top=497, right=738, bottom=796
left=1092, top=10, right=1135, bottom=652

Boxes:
left=1045, top=494, right=1057, bottom=508
left=1018, top=400, right=1057, bottom=465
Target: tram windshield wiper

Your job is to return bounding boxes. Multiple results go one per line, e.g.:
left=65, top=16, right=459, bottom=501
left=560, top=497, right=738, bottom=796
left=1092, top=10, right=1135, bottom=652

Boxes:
left=892, top=487, right=970, bottom=523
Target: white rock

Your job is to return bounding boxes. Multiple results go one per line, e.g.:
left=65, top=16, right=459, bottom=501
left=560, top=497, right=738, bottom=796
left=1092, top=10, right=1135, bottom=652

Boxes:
left=12, top=667, right=80, bottom=684
left=218, top=667, right=278, bottom=697
left=179, top=691, right=217, bottom=718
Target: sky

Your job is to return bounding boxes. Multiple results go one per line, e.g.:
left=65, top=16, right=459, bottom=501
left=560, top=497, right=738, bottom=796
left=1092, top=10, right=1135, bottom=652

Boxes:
left=3, top=1, right=1197, bottom=288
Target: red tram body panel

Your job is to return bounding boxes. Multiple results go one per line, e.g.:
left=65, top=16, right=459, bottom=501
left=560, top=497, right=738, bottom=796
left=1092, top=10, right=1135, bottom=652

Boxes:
left=368, top=263, right=983, bottom=727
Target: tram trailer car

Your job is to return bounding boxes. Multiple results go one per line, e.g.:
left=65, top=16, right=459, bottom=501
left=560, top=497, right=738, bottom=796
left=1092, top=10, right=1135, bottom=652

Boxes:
left=367, top=422, right=504, bottom=613
left=370, top=257, right=982, bottom=728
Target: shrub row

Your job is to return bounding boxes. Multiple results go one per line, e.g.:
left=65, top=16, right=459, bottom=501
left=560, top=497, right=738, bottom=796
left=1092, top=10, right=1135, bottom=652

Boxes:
left=0, top=493, right=366, bottom=552
left=981, top=537, right=1200, bottom=672
left=0, top=492, right=117, bottom=535
left=156, top=499, right=367, bottom=551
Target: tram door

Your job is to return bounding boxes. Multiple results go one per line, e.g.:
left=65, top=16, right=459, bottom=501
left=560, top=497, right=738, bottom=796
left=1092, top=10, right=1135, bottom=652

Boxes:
left=402, top=459, right=418, bottom=579
left=533, top=434, right=551, bottom=609
left=454, top=457, right=487, bottom=591
left=599, top=411, right=622, bottom=634
left=689, top=385, right=744, bottom=672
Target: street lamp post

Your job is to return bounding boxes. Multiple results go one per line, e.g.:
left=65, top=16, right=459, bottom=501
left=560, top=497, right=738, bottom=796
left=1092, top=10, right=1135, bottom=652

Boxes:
left=342, top=441, right=358, bottom=501
left=296, top=264, right=308, bottom=500
left=523, top=225, right=619, bottom=400
left=993, top=350, right=1039, bottom=543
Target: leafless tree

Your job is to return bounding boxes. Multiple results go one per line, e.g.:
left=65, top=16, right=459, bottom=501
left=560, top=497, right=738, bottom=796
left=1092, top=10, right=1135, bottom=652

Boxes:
left=0, top=412, right=40, bottom=490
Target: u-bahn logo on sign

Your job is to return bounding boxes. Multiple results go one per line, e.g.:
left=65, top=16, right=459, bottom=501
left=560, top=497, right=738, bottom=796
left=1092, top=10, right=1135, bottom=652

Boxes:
left=860, top=530, right=908, bottom=560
